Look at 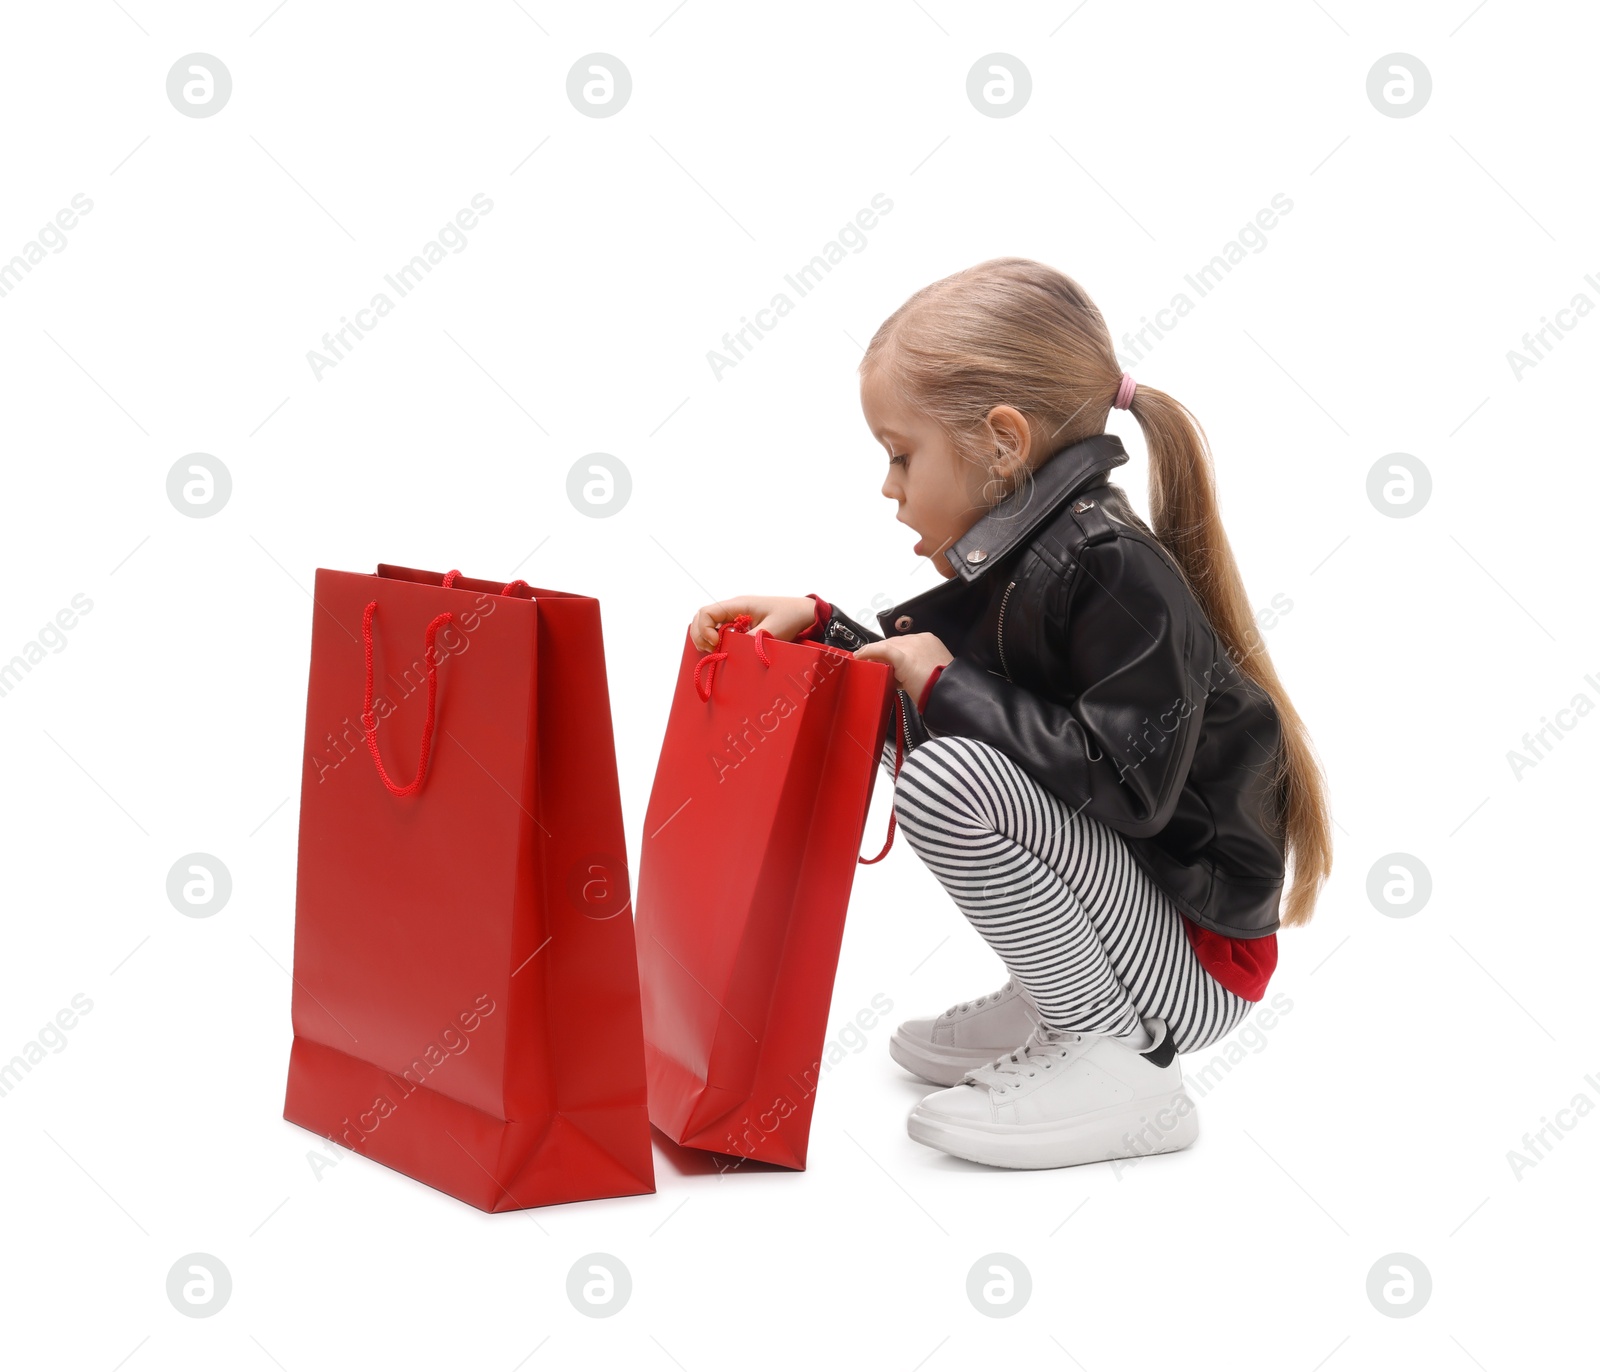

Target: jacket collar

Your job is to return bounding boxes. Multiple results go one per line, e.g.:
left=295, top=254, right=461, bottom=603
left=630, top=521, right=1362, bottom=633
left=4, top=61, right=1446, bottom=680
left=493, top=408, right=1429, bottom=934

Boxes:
left=945, top=431, right=1129, bottom=582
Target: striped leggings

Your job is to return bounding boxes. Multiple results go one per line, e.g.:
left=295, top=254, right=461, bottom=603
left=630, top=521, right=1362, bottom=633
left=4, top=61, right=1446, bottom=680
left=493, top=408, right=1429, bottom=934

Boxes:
left=882, top=728, right=1253, bottom=1054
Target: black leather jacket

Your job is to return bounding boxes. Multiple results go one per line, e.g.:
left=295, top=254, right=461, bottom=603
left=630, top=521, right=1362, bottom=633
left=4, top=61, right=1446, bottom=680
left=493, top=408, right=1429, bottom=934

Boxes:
left=812, top=431, right=1287, bottom=939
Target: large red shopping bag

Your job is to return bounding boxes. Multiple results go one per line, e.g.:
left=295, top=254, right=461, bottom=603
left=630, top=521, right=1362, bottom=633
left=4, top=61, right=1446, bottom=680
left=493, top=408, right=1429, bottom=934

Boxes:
left=282, top=564, right=655, bottom=1211
left=635, top=616, right=900, bottom=1169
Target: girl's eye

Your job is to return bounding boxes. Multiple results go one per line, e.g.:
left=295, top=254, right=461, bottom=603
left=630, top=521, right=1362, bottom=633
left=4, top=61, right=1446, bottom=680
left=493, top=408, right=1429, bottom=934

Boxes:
left=888, top=453, right=908, bottom=467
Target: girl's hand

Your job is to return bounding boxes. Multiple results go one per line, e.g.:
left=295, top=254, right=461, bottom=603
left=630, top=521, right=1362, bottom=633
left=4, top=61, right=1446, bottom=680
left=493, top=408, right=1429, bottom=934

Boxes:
left=689, top=595, right=818, bottom=652
left=853, top=633, right=953, bottom=703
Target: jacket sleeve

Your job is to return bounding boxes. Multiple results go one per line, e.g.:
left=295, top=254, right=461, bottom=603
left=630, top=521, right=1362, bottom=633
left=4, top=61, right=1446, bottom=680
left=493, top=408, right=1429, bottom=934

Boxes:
left=795, top=592, right=884, bottom=651
left=919, top=537, right=1205, bottom=839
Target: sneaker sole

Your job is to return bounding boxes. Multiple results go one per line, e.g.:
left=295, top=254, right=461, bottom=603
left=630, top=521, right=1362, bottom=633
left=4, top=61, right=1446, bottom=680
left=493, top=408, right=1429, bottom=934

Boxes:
left=906, top=1090, right=1200, bottom=1170
left=888, top=1028, right=1011, bottom=1088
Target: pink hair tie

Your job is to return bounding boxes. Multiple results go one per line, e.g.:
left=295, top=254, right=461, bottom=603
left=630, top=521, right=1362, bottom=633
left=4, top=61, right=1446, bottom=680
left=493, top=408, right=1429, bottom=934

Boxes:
left=1112, top=372, right=1137, bottom=410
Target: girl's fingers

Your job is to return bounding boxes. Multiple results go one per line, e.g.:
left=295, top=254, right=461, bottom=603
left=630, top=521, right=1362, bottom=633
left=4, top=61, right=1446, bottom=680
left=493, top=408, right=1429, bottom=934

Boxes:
left=691, top=600, right=752, bottom=650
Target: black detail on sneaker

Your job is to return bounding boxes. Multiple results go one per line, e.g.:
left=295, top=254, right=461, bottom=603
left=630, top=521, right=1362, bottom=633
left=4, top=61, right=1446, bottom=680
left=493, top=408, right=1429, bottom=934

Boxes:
left=1140, top=1021, right=1177, bottom=1068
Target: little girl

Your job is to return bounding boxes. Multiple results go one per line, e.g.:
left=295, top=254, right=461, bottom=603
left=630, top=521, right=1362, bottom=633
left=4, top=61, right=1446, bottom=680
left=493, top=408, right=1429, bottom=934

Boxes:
left=690, top=257, right=1331, bottom=1171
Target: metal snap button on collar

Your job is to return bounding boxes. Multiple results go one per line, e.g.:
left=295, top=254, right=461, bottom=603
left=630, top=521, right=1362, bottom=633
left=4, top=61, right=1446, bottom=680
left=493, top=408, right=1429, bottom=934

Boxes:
left=894, top=614, right=913, bottom=631
left=965, top=548, right=987, bottom=563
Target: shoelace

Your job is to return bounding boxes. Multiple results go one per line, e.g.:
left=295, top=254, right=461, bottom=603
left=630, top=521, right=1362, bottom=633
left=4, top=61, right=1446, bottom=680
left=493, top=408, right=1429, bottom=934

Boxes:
left=964, top=1024, right=1083, bottom=1091
left=941, top=977, right=1017, bottom=1019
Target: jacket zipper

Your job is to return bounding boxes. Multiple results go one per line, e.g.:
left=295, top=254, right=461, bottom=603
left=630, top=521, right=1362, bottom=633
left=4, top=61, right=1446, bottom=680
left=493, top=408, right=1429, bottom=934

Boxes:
left=899, top=688, right=914, bottom=761
left=996, top=579, right=1018, bottom=680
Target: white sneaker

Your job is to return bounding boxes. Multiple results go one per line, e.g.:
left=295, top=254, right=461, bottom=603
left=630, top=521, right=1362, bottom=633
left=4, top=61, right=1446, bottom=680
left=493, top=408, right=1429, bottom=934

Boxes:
left=905, top=1017, right=1198, bottom=1169
left=888, top=977, right=1044, bottom=1087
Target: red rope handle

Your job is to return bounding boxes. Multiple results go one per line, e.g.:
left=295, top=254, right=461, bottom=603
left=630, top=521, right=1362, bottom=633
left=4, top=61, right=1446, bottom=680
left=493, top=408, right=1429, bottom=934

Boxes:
left=691, top=613, right=898, bottom=860
left=360, top=600, right=455, bottom=797
left=858, top=689, right=906, bottom=864
left=440, top=569, right=462, bottom=589
left=694, top=613, right=759, bottom=701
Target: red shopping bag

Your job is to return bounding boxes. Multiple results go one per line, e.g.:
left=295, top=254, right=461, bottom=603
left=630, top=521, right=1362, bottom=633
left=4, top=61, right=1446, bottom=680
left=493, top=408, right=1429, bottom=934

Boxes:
left=635, top=616, right=899, bottom=1169
left=282, top=564, right=655, bottom=1211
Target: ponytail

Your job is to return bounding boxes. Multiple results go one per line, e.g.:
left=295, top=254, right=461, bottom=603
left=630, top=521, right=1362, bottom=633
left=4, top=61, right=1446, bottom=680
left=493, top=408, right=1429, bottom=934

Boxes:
left=1128, top=384, right=1332, bottom=927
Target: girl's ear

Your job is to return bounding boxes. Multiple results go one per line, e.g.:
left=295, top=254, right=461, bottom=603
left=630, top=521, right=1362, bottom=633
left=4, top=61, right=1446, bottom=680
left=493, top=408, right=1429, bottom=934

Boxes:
left=984, top=404, right=1036, bottom=485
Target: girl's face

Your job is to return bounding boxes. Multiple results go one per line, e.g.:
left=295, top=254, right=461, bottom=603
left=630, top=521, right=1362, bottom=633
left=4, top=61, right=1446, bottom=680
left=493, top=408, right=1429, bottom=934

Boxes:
left=862, top=363, right=1030, bottom=580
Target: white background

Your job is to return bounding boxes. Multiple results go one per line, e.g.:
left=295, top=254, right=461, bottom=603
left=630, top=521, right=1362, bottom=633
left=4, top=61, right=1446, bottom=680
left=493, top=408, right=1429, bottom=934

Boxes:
left=1, top=1, right=1595, bottom=1367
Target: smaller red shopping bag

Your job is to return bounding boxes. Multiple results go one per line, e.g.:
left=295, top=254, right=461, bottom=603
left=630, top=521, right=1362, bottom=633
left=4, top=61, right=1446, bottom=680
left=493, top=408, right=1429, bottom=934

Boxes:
left=634, top=616, right=900, bottom=1169
left=283, top=564, right=655, bottom=1211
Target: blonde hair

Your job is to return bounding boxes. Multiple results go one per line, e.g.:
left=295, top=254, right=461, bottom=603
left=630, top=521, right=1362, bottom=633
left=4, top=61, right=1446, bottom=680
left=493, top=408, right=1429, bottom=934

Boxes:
left=861, top=256, right=1331, bottom=928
